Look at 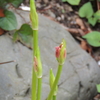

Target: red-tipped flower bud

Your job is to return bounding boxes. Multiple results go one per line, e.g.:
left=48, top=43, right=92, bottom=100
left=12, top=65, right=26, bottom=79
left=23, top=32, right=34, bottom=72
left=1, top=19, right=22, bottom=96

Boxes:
left=55, top=40, right=66, bottom=65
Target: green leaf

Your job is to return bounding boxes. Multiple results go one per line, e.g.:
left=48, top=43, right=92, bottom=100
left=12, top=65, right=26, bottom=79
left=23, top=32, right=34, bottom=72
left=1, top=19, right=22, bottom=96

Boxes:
left=96, top=84, right=100, bottom=93
left=6, top=0, right=23, bottom=7
left=0, top=10, right=17, bottom=30
left=94, top=10, right=100, bottom=19
left=83, top=31, right=100, bottom=47
left=13, top=24, right=33, bottom=48
left=5, top=0, right=13, bottom=3
left=0, top=0, right=7, bottom=8
left=62, top=0, right=80, bottom=5
left=11, top=0, right=23, bottom=8
left=19, top=33, right=32, bottom=43
left=79, top=2, right=94, bottom=18
left=88, top=17, right=98, bottom=26
left=13, top=31, right=18, bottom=42
left=98, top=20, right=100, bottom=23
left=18, top=24, right=33, bottom=36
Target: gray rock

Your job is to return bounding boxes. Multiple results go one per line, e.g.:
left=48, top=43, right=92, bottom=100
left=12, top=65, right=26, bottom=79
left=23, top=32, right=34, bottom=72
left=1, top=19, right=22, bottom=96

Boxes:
left=0, top=9, right=100, bottom=100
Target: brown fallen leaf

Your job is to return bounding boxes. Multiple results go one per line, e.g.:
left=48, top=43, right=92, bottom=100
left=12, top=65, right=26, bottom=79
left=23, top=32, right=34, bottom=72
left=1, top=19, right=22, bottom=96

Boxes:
left=83, top=29, right=91, bottom=35
left=0, top=28, right=4, bottom=35
left=76, top=17, right=85, bottom=30
left=67, top=28, right=85, bottom=37
left=97, top=0, right=100, bottom=10
left=76, top=37, right=92, bottom=54
left=81, top=41, right=92, bottom=54
left=0, top=8, right=5, bottom=17
left=0, top=8, right=5, bottom=35
left=94, top=94, right=100, bottom=100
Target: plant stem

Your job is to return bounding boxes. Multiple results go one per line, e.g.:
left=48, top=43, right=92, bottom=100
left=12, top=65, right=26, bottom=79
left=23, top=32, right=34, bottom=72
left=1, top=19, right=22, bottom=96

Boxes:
left=33, top=30, right=38, bottom=55
left=53, top=95, right=56, bottom=100
left=31, top=71, right=37, bottom=100
left=31, top=30, right=38, bottom=100
left=47, top=64, right=63, bottom=100
left=37, top=78, right=42, bottom=100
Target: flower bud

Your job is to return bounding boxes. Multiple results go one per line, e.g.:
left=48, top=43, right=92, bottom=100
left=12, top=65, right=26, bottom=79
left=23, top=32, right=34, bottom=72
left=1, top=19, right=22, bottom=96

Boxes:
left=33, top=46, right=42, bottom=78
left=33, top=55, right=42, bottom=78
left=55, top=40, right=66, bottom=65
left=30, top=0, right=38, bottom=30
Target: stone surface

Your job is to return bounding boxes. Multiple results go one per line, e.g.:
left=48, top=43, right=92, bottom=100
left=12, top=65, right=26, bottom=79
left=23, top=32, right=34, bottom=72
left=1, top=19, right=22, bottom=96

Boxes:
left=0, top=9, right=100, bottom=100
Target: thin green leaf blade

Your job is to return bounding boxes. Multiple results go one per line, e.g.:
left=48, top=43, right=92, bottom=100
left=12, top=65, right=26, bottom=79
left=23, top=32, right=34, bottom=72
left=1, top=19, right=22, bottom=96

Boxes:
left=83, top=31, right=100, bottom=47
left=79, top=2, right=94, bottom=18
left=0, top=10, right=17, bottom=30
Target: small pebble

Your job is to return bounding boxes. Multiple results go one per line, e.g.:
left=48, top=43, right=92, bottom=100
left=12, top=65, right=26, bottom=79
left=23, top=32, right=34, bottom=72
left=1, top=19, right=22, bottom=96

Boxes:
left=98, top=60, right=100, bottom=66
left=57, top=17, right=61, bottom=21
left=36, top=3, right=41, bottom=8
left=36, top=0, right=42, bottom=3
left=67, top=17, right=71, bottom=21
left=61, top=14, right=64, bottom=20
left=43, top=0, right=48, bottom=4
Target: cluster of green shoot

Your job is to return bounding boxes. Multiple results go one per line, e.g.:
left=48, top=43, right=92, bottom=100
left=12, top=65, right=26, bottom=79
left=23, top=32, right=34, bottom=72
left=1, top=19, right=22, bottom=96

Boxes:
left=30, top=0, right=66, bottom=100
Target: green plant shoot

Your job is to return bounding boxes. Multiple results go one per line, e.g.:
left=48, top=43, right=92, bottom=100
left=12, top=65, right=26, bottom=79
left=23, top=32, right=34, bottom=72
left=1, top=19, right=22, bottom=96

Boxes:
left=30, top=0, right=38, bottom=30
left=49, top=69, right=58, bottom=100
left=47, top=40, right=66, bottom=100
left=30, top=0, right=42, bottom=100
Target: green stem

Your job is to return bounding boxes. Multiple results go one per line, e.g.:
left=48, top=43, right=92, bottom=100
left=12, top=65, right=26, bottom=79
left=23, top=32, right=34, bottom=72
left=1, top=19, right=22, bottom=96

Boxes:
left=37, top=78, right=42, bottom=100
left=33, top=30, right=38, bottom=55
left=53, top=95, right=56, bottom=100
left=31, top=70, right=37, bottom=100
left=47, top=64, right=63, bottom=100
left=31, top=30, right=38, bottom=100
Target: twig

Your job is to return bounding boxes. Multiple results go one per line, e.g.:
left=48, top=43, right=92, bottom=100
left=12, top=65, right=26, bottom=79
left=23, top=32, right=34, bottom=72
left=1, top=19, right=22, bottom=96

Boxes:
left=15, top=9, right=27, bottom=22
left=76, top=36, right=84, bottom=41
left=0, top=60, right=15, bottom=65
left=97, top=0, right=99, bottom=10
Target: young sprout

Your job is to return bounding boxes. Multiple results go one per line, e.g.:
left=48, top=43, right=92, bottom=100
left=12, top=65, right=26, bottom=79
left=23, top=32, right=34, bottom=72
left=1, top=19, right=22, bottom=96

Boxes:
left=49, top=69, right=58, bottom=96
left=30, top=0, right=42, bottom=100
